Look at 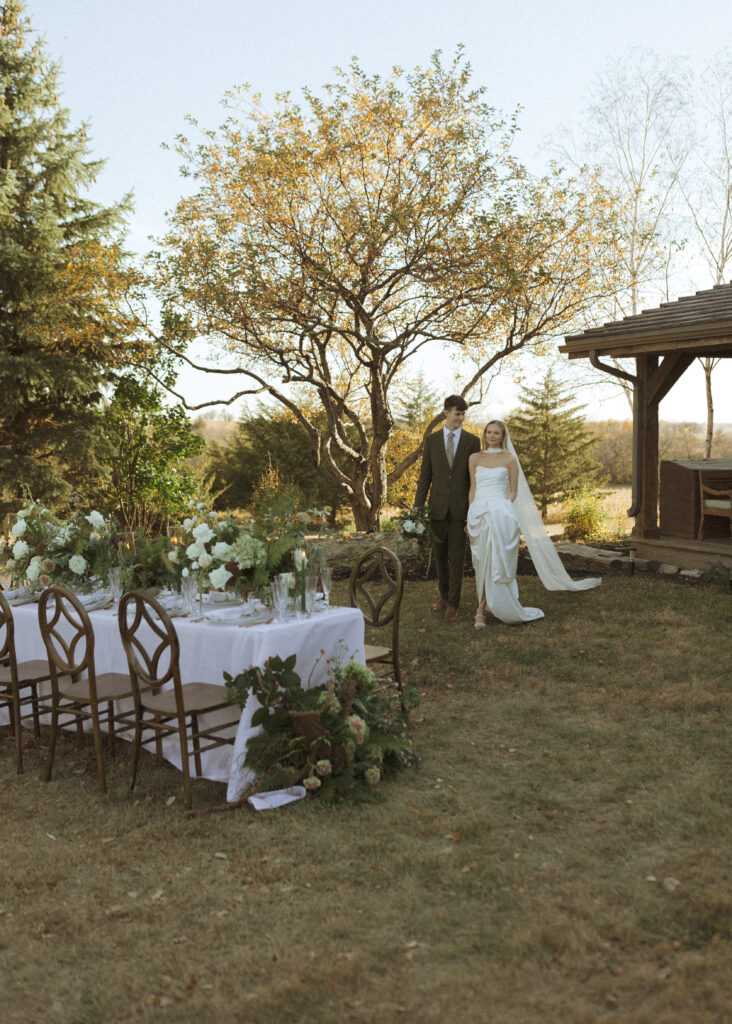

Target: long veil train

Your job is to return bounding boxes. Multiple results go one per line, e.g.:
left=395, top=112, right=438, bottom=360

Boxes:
left=505, top=428, right=601, bottom=592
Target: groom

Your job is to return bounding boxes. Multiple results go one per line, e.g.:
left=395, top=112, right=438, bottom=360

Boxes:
left=414, top=395, right=480, bottom=622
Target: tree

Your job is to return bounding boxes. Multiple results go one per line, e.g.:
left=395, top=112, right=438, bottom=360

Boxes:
left=153, top=51, right=622, bottom=529
left=0, top=1, right=141, bottom=515
left=556, top=50, right=692, bottom=411
left=681, top=51, right=732, bottom=457
left=205, top=404, right=347, bottom=518
left=94, top=375, right=205, bottom=535
left=506, top=369, right=603, bottom=520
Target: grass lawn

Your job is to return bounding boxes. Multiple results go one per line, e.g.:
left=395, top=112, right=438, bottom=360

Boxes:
left=1, top=574, right=730, bottom=1023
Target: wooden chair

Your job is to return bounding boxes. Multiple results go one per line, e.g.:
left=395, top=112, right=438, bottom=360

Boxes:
left=0, top=591, right=53, bottom=773
left=697, top=471, right=732, bottom=540
left=38, top=586, right=134, bottom=792
left=349, top=546, right=404, bottom=697
left=117, top=591, right=240, bottom=810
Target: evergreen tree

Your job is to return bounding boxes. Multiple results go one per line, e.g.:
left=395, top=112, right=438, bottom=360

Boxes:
left=0, top=1, right=135, bottom=514
left=506, top=369, right=603, bottom=520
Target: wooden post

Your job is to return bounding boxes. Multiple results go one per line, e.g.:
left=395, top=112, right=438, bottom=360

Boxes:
left=633, top=355, right=661, bottom=538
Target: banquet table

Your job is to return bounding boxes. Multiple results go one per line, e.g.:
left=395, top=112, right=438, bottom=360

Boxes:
left=3, top=596, right=365, bottom=803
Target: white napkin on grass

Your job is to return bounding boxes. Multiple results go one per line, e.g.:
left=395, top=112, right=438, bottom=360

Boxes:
left=247, top=786, right=307, bottom=811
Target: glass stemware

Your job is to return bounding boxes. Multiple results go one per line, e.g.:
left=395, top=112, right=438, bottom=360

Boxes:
left=319, top=566, right=333, bottom=608
left=305, top=570, right=318, bottom=615
left=271, top=577, right=290, bottom=622
left=109, top=566, right=123, bottom=608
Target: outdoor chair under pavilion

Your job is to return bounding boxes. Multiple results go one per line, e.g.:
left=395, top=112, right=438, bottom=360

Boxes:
left=117, top=591, right=241, bottom=810
left=348, top=546, right=404, bottom=698
left=38, top=586, right=135, bottom=792
left=0, top=590, right=54, bottom=774
left=697, top=471, right=732, bottom=540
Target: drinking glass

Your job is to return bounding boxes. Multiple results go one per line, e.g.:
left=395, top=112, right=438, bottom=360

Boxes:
left=319, top=566, right=333, bottom=608
left=109, top=566, right=123, bottom=608
left=181, top=573, right=199, bottom=615
left=271, top=577, right=289, bottom=622
left=305, top=571, right=318, bottom=615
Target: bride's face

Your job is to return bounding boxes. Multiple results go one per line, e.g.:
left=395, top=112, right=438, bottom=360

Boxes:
left=483, top=423, right=504, bottom=449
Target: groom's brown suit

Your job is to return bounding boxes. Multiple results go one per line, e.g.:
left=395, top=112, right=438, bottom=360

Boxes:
left=415, top=428, right=480, bottom=610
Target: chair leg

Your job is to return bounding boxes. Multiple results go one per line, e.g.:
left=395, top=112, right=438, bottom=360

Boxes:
left=30, top=682, right=41, bottom=740
left=12, top=695, right=24, bottom=775
left=106, top=701, right=116, bottom=758
left=44, top=704, right=59, bottom=782
left=90, top=707, right=106, bottom=793
left=190, top=712, right=203, bottom=777
left=129, top=722, right=143, bottom=793
left=178, top=717, right=193, bottom=810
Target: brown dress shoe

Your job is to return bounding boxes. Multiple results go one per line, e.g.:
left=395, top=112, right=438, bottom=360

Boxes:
left=432, top=598, right=447, bottom=612
left=444, top=606, right=458, bottom=623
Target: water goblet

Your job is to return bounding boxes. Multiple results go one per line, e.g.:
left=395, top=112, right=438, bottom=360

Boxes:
left=109, top=566, right=123, bottom=608
left=305, top=571, right=318, bottom=616
left=271, top=577, right=289, bottom=622
left=181, top=572, right=199, bottom=615
left=319, top=566, right=333, bottom=608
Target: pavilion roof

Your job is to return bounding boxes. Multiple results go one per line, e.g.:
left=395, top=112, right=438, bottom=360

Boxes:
left=561, top=281, right=732, bottom=359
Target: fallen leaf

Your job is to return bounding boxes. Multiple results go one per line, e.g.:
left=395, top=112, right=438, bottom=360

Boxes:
left=165, top=796, right=176, bottom=806
left=663, top=877, right=681, bottom=892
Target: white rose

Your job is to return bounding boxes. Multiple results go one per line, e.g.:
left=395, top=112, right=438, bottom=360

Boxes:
left=182, top=567, right=189, bottom=578
left=12, top=539, right=29, bottom=560
left=415, top=522, right=425, bottom=534
left=198, top=552, right=213, bottom=568
left=192, top=523, right=215, bottom=543
left=69, top=554, right=88, bottom=575
left=168, top=548, right=179, bottom=563
left=186, top=541, right=204, bottom=560
left=208, top=565, right=233, bottom=590
left=17, top=510, right=28, bottom=519
left=6, top=558, right=16, bottom=571
left=85, top=510, right=106, bottom=532
left=26, top=556, right=42, bottom=582
left=212, top=541, right=232, bottom=561
left=402, top=519, right=415, bottom=533
left=183, top=517, right=194, bottom=530
left=11, top=519, right=27, bottom=538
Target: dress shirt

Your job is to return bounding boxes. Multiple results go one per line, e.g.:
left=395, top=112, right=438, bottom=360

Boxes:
left=443, top=425, right=462, bottom=454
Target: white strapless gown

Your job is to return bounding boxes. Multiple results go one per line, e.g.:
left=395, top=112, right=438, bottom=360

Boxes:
left=467, top=466, right=544, bottom=624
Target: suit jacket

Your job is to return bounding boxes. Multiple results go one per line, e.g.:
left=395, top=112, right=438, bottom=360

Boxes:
left=414, top=428, right=481, bottom=521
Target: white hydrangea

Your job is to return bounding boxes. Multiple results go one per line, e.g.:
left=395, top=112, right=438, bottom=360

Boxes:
left=12, top=539, right=29, bottom=560
left=231, top=532, right=266, bottom=570
left=85, top=510, right=106, bottom=532
left=11, top=519, right=27, bottom=538
left=402, top=519, right=415, bottom=533
left=69, top=554, right=88, bottom=575
left=181, top=567, right=189, bottom=578
left=26, top=556, right=43, bottom=582
left=209, top=564, right=233, bottom=590
left=192, top=523, right=214, bottom=543
left=415, top=522, right=426, bottom=534
left=198, top=552, right=213, bottom=568
left=186, top=541, right=205, bottom=560
left=183, top=517, right=195, bottom=530
left=168, top=548, right=179, bottom=563
left=211, top=541, right=233, bottom=561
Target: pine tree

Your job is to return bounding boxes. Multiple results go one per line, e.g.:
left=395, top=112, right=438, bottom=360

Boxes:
left=0, top=0, right=134, bottom=514
left=506, top=369, right=603, bottom=520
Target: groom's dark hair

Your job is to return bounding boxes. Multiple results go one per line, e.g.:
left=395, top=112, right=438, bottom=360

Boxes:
left=444, top=395, right=468, bottom=412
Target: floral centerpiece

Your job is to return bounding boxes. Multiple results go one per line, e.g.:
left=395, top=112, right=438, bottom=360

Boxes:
left=0, top=498, right=58, bottom=589
left=45, top=508, right=116, bottom=590
left=172, top=503, right=268, bottom=594
left=224, top=656, right=420, bottom=802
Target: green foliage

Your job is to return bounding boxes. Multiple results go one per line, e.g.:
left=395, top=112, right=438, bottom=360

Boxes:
left=96, top=374, right=205, bottom=536
left=224, top=656, right=420, bottom=802
left=117, top=532, right=180, bottom=593
left=507, top=368, right=604, bottom=520
left=562, top=487, right=608, bottom=542
left=0, top=1, right=135, bottom=516
left=703, top=561, right=732, bottom=592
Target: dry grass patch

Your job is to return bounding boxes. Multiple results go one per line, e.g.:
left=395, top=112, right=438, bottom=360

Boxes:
left=1, top=574, right=730, bottom=1023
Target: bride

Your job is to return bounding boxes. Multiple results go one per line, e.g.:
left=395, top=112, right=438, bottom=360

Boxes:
left=467, top=420, right=600, bottom=627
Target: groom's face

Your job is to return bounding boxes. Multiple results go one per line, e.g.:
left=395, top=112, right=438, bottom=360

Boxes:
left=444, top=406, right=466, bottom=430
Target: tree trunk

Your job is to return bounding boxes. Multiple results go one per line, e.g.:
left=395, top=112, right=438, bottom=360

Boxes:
left=703, top=357, right=714, bottom=459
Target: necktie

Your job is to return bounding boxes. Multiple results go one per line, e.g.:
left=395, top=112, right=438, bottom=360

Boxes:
left=446, top=431, right=455, bottom=468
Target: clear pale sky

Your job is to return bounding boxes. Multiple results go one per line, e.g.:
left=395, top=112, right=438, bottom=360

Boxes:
left=23, top=0, right=732, bottom=423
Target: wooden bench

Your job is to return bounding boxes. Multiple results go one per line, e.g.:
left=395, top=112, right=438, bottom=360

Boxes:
left=698, top=471, right=732, bottom=540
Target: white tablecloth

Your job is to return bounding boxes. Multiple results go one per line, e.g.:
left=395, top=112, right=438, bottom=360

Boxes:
left=4, top=601, right=365, bottom=803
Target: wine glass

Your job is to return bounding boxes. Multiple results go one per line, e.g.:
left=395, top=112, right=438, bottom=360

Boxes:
left=305, top=571, right=318, bottom=616
left=319, top=566, right=333, bottom=608
left=271, top=577, right=289, bottom=622
left=109, top=566, right=124, bottom=608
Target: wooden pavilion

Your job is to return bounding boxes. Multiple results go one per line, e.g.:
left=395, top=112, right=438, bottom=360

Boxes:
left=560, top=282, right=732, bottom=570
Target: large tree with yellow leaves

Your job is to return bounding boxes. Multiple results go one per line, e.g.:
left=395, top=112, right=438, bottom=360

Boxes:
left=156, top=51, right=621, bottom=529
left=0, top=1, right=141, bottom=512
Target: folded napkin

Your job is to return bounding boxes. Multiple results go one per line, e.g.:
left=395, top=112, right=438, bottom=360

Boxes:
left=203, top=605, right=245, bottom=622
left=247, top=786, right=307, bottom=811
left=3, top=586, right=37, bottom=605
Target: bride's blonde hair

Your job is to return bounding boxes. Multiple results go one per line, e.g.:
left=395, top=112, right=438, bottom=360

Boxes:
left=482, top=420, right=508, bottom=451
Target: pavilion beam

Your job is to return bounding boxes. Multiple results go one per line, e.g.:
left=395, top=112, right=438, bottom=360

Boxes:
left=647, top=352, right=695, bottom=405
left=633, top=354, right=661, bottom=539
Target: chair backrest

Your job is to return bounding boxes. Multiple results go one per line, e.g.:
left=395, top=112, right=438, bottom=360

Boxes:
left=0, top=590, right=17, bottom=672
left=118, top=591, right=180, bottom=694
left=348, top=546, right=404, bottom=629
left=38, top=586, right=94, bottom=682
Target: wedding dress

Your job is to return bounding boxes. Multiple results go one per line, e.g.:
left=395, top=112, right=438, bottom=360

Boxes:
left=467, top=465, right=544, bottom=624
left=467, top=431, right=600, bottom=624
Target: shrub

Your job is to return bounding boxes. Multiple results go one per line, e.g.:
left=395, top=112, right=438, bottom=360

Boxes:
left=562, top=487, right=607, bottom=542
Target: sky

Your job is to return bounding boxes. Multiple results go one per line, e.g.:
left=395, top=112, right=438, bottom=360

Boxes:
left=22, top=0, right=732, bottom=424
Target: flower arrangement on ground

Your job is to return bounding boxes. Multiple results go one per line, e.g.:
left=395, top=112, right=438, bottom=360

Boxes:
left=224, top=656, right=420, bottom=802
left=394, top=505, right=434, bottom=551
